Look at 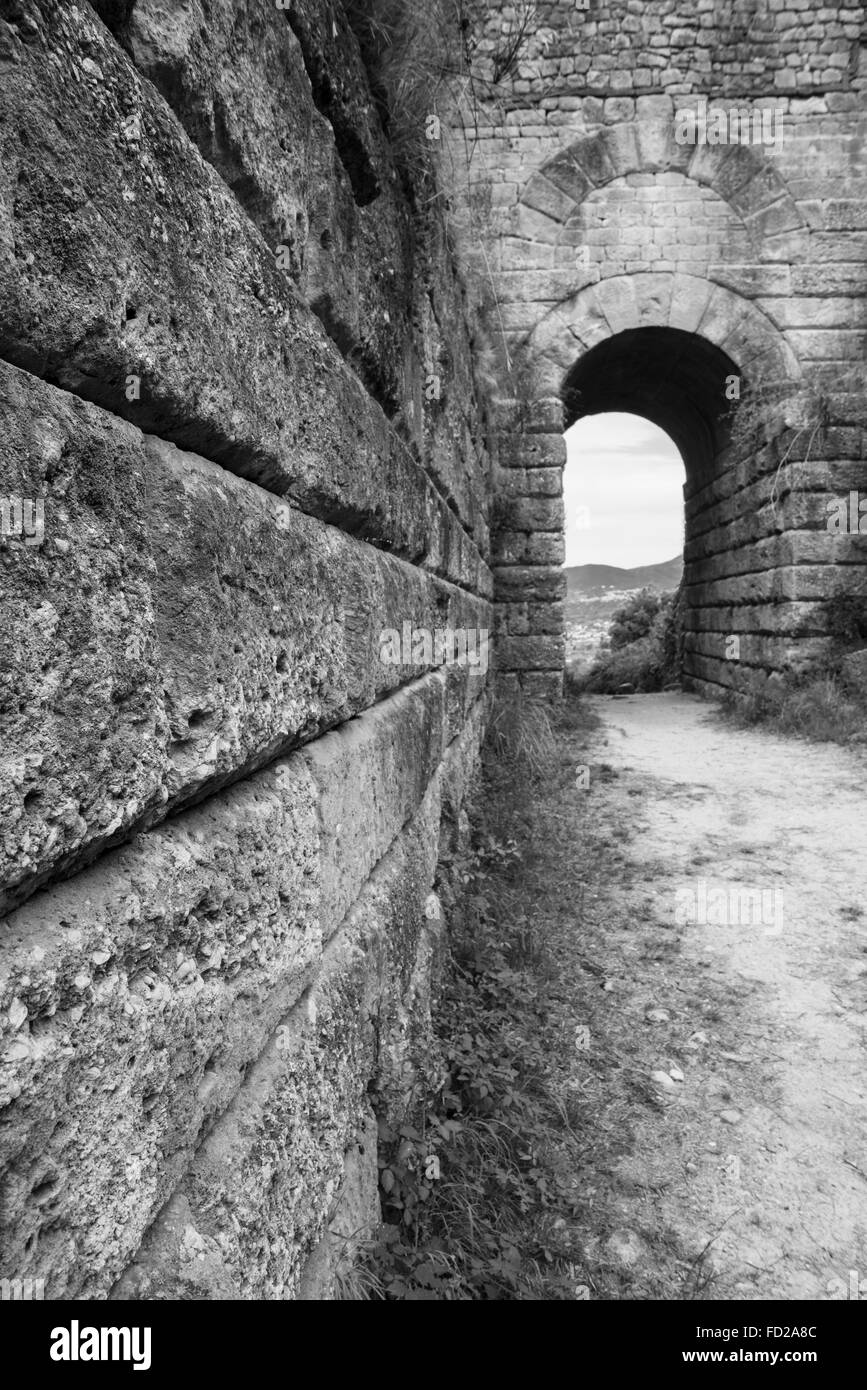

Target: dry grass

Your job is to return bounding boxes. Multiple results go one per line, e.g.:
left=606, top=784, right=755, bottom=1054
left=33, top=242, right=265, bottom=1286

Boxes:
left=718, top=672, right=867, bottom=746
left=485, top=690, right=558, bottom=780
left=344, top=0, right=471, bottom=189
left=359, top=691, right=736, bottom=1300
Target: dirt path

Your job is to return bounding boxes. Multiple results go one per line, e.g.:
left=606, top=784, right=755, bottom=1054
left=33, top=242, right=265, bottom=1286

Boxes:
left=560, top=692, right=867, bottom=1301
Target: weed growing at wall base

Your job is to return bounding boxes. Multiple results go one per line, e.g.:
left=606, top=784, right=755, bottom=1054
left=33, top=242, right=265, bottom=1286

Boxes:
left=717, top=664, right=867, bottom=745
left=360, top=699, right=598, bottom=1300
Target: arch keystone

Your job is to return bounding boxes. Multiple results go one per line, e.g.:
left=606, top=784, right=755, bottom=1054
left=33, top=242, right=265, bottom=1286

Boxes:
left=594, top=276, right=639, bottom=334
left=669, top=274, right=716, bottom=333
left=632, top=272, right=674, bottom=327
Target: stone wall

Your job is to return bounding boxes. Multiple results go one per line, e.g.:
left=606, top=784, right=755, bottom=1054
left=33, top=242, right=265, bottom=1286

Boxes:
left=0, top=0, right=492, bottom=1298
left=452, top=0, right=867, bottom=697
left=2, top=0, right=865, bottom=1304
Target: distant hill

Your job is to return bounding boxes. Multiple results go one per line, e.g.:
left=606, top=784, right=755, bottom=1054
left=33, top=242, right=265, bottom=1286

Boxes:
left=565, top=555, right=683, bottom=597
left=563, top=555, right=684, bottom=672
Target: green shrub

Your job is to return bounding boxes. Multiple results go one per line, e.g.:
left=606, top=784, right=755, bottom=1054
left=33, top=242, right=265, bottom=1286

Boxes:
left=608, top=588, right=663, bottom=650
left=821, top=593, right=867, bottom=647
left=579, top=588, right=682, bottom=693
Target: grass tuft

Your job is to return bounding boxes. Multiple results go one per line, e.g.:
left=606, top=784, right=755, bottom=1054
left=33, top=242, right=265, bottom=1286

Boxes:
left=718, top=670, right=867, bottom=745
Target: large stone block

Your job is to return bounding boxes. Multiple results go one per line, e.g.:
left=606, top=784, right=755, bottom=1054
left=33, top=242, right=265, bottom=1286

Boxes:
left=498, top=495, right=565, bottom=531
left=0, top=362, right=490, bottom=911
left=0, top=753, right=321, bottom=1299
left=0, top=676, right=484, bottom=1297
left=493, top=530, right=565, bottom=566
left=687, top=564, right=846, bottom=606
left=113, top=0, right=413, bottom=423
left=495, top=432, right=567, bottom=468
left=110, top=697, right=486, bottom=1300
left=496, top=634, right=565, bottom=671
left=494, top=566, right=567, bottom=603
left=303, top=674, right=448, bottom=940
left=499, top=467, right=564, bottom=498
left=0, top=0, right=483, bottom=582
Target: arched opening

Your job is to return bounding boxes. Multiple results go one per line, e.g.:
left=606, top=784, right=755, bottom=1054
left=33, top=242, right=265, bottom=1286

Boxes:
left=561, top=326, right=740, bottom=489
left=563, top=411, right=685, bottom=678
left=558, top=326, right=753, bottom=693
left=494, top=278, right=823, bottom=702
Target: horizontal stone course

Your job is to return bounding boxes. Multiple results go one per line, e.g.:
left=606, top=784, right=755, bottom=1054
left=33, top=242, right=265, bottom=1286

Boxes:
left=494, top=565, right=567, bottom=603
left=116, top=0, right=412, bottom=422
left=0, top=1, right=486, bottom=583
left=497, top=495, right=565, bottom=531
left=0, top=751, right=321, bottom=1299
left=493, top=531, right=566, bottom=565
left=108, top=693, right=486, bottom=1300
left=496, top=634, right=565, bottom=671
left=686, top=562, right=857, bottom=606
left=684, top=601, right=830, bottom=636
left=684, top=630, right=832, bottom=668
left=0, top=362, right=490, bottom=913
left=0, top=672, right=485, bottom=1297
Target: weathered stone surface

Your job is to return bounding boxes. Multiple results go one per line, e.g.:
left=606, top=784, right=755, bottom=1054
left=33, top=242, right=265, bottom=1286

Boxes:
left=528, top=600, right=565, bottom=636
left=0, top=0, right=485, bottom=584
left=303, top=674, right=448, bottom=941
left=494, top=565, right=566, bottom=603
left=518, top=670, right=564, bottom=701
left=687, top=564, right=848, bottom=606
left=494, top=531, right=565, bottom=566
left=110, top=0, right=491, bottom=542
left=109, top=795, right=435, bottom=1301
left=686, top=630, right=833, bottom=668
left=499, top=467, right=563, bottom=498
left=686, top=602, right=828, bottom=636
left=110, top=696, right=486, bottom=1301
left=115, top=0, right=412, bottom=418
left=456, top=12, right=865, bottom=688
left=496, top=635, right=565, bottom=671
left=0, top=752, right=321, bottom=1299
left=495, top=432, right=567, bottom=469
left=0, top=677, right=485, bottom=1297
left=0, top=361, right=490, bottom=912
left=0, top=0, right=498, bottom=1311
left=498, top=495, right=564, bottom=531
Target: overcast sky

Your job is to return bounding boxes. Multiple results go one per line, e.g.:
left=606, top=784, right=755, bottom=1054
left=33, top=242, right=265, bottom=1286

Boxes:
left=563, top=412, right=685, bottom=569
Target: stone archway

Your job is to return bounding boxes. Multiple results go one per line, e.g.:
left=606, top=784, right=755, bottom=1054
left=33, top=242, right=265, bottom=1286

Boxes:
left=518, top=121, right=809, bottom=264
left=488, top=98, right=863, bottom=702
left=527, top=273, right=802, bottom=390
left=489, top=265, right=848, bottom=700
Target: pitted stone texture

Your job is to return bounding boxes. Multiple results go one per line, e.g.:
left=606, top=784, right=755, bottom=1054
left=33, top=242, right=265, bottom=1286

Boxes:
left=110, top=697, right=486, bottom=1301
left=0, top=0, right=486, bottom=584
left=109, top=0, right=490, bottom=543
left=0, top=362, right=490, bottom=912
left=116, top=0, right=410, bottom=416
left=0, top=678, right=485, bottom=1298
left=0, top=753, right=321, bottom=1300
